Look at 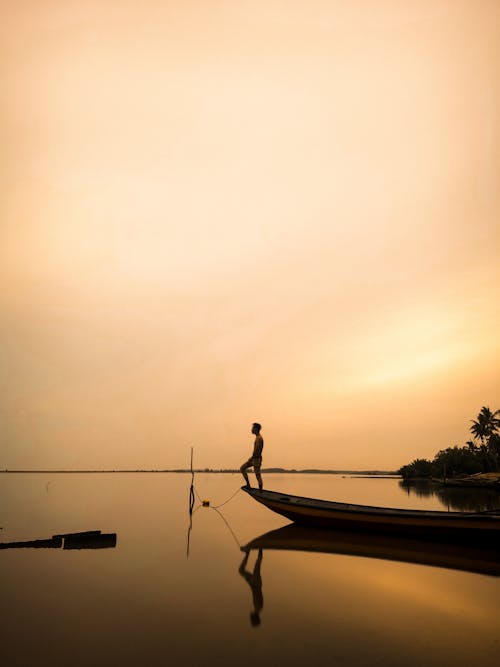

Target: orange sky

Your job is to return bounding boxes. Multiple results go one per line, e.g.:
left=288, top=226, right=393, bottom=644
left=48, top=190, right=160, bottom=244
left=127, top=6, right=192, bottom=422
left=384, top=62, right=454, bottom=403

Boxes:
left=1, top=1, right=499, bottom=470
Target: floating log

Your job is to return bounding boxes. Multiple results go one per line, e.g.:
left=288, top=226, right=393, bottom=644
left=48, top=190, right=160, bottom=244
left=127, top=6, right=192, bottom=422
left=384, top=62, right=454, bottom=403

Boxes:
left=0, top=530, right=117, bottom=550
left=63, top=533, right=117, bottom=550
left=0, top=537, right=63, bottom=549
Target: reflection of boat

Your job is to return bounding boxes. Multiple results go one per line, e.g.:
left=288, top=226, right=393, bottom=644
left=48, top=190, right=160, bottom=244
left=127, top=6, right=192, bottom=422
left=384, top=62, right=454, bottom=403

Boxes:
left=0, top=530, right=117, bottom=550
left=242, top=487, right=500, bottom=539
left=243, top=524, right=500, bottom=577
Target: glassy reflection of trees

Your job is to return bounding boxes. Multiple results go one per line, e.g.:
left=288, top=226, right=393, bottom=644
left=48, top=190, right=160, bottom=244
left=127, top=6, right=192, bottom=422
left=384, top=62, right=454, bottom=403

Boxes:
left=400, top=480, right=500, bottom=512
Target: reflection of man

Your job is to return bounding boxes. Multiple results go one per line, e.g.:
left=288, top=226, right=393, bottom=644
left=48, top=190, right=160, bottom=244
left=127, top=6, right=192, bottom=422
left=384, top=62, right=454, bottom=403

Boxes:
left=239, top=548, right=264, bottom=627
left=240, top=423, right=264, bottom=490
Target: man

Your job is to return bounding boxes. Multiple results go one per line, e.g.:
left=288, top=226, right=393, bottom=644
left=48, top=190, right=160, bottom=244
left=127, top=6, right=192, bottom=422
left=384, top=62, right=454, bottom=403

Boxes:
left=240, top=422, right=264, bottom=490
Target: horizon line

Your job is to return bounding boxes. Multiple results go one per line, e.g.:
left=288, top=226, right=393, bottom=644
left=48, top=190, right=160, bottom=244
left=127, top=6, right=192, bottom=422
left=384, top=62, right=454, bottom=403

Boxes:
left=1, top=468, right=399, bottom=475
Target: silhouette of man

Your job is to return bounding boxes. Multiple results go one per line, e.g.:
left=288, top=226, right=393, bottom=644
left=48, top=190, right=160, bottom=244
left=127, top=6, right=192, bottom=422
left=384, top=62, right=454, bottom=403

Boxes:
left=239, top=548, right=264, bottom=627
left=240, top=423, right=264, bottom=490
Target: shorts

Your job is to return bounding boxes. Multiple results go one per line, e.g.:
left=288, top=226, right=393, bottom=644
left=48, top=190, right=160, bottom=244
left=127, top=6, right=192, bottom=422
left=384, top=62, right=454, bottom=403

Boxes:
left=241, top=457, right=262, bottom=471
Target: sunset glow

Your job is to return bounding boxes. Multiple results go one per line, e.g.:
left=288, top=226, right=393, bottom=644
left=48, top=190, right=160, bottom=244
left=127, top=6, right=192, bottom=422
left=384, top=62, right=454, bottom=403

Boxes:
left=1, top=1, right=499, bottom=470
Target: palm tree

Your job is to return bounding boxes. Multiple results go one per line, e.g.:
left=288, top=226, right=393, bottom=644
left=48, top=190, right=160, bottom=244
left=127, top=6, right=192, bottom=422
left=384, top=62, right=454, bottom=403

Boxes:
left=466, top=440, right=476, bottom=452
left=470, top=406, right=500, bottom=471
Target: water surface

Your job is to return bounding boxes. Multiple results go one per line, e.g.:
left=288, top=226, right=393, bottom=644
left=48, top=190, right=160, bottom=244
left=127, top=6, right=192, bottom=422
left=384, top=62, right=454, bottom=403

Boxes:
left=1, top=473, right=499, bottom=667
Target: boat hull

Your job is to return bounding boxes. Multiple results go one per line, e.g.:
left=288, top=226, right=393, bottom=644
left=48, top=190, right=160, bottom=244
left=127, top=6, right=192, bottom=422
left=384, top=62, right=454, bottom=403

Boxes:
left=242, top=487, right=500, bottom=541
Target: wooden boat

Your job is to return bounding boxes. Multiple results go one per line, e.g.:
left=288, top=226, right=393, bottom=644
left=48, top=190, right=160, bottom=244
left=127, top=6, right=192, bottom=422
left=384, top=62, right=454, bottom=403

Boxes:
left=241, top=486, right=500, bottom=540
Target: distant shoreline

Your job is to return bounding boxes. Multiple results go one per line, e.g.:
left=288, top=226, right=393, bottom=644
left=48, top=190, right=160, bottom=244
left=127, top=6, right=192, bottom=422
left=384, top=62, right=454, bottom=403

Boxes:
left=0, top=468, right=399, bottom=476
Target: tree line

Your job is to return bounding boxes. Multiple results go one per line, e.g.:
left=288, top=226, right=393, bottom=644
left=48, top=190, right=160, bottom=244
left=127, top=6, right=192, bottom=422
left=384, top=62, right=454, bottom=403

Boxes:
left=399, top=406, right=500, bottom=479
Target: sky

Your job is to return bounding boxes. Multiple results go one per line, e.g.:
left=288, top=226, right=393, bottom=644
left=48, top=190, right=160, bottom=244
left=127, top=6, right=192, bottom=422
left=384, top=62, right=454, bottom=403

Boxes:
left=1, top=0, right=499, bottom=470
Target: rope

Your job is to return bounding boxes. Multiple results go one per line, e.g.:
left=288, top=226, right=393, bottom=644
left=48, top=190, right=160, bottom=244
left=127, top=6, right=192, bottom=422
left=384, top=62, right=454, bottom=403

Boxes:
left=186, top=447, right=242, bottom=551
left=187, top=499, right=241, bottom=551
left=191, top=483, right=241, bottom=509
left=211, top=507, right=242, bottom=548
left=212, top=487, right=241, bottom=509
left=188, top=447, right=242, bottom=509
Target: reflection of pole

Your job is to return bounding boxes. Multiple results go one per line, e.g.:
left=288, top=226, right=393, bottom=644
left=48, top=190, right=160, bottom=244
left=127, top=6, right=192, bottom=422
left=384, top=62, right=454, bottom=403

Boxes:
left=187, top=446, right=195, bottom=558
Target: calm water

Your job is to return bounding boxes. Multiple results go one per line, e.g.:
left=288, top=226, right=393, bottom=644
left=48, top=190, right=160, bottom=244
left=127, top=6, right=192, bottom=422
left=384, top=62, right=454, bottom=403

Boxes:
left=1, top=473, right=499, bottom=667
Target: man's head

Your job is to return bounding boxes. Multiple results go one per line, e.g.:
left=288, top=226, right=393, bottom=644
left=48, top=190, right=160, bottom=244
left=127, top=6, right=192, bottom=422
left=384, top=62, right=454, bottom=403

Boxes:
left=251, top=423, right=262, bottom=435
left=250, top=611, right=261, bottom=627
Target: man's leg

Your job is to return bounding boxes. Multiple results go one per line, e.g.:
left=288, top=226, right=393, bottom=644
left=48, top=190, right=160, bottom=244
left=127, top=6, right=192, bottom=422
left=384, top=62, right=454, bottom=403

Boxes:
left=240, top=459, right=252, bottom=487
left=254, top=464, right=263, bottom=491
